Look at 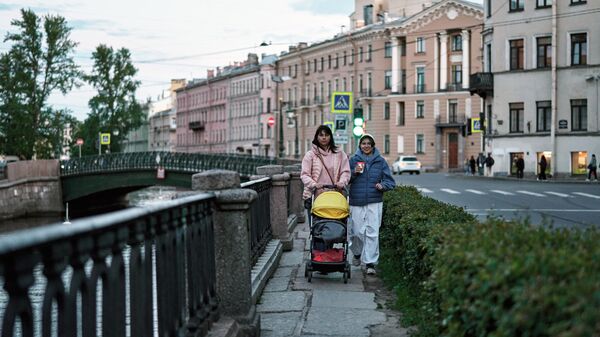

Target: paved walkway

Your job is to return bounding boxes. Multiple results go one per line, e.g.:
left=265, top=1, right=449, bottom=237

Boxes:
left=257, top=216, right=409, bottom=337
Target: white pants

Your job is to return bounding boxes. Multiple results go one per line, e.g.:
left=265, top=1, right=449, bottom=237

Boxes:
left=349, top=202, right=383, bottom=265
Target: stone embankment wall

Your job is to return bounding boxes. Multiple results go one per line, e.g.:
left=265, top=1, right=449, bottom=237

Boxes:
left=0, top=160, right=63, bottom=220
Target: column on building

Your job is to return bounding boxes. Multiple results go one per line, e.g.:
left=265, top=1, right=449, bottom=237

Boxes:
left=461, top=29, right=470, bottom=89
left=391, top=36, right=400, bottom=93
left=439, top=32, right=448, bottom=91
left=433, top=32, right=439, bottom=92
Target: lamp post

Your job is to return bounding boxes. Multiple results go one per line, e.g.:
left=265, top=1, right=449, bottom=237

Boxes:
left=278, top=98, right=286, bottom=158
left=286, top=109, right=300, bottom=159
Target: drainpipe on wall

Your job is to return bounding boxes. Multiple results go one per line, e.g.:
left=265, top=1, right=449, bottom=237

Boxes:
left=550, top=1, right=558, bottom=177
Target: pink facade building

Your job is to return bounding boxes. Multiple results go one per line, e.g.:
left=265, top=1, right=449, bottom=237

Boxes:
left=277, top=0, right=484, bottom=170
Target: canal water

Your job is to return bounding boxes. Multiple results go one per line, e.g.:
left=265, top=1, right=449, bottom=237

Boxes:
left=0, top=186, right=183, bottom=336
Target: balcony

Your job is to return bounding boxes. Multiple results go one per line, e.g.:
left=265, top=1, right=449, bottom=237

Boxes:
left=469, top=73, right=493, bottom=98
left=414, top=84, right=426, bottom=94
left=443, top=82, right=464, bottom=92
left=435, top=115, right=466, bottom=128
left=189, top=121, right=205, bottom=131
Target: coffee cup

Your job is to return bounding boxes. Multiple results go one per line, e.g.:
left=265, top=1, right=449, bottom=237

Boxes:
left=356, top=161, right=365, bottom=173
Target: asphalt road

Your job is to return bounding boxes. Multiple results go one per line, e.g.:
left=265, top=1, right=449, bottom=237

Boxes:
left=393, top=173, right=600, bottom=228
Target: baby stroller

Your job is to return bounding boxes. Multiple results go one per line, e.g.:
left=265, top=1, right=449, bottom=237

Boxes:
left=304, top=185, right=351, bottom=283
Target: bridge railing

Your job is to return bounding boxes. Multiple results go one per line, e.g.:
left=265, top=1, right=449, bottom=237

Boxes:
left=60, top=152, right=299, bottom=178
left=241, top=177, right=273, bottom=266
left=0, top=193, right=219, bottom=337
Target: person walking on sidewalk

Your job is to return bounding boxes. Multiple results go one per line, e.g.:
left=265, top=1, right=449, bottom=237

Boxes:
left=485, top=153, right=495, bottom=177
left=300, top=124, right=351, bottom=204
left=348, top=134, right=396, bottom=276
left=587, top=154, right=597, bottom=181
left=516, top=155, right=525, bottom=179
left=538, top=155, right=548, bottom=180
left=469, top=155, right=476, bottom=176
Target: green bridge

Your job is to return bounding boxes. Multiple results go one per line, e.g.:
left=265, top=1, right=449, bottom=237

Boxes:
left=60, top=151, right=299, bottom=202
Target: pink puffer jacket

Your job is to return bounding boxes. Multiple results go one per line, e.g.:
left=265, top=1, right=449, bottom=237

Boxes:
left=300, top=144, right=350, bottom=199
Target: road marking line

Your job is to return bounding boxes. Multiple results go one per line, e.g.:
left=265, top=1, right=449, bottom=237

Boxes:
left=490, top=190, right=514, bottom=196
left=573, top=192, right=600, bottom=199
left=441, top=188, right=460, bottom=194
left=468, top=209, right=600, bottom=212
left=517, top=190, right=546, bottom=197
left=417, top=187, right=433, bottom=193
left=465, top=189, right=486, bottom=195
left=545, top=191, right=571, bottom=198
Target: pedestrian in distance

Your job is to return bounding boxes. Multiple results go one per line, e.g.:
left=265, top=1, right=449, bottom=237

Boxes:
left=300, top=124, right=351, bottom=206
left=587, top=154, right=597, bottom=182
left=348, top=134, right=396, bottom=276
left=477, top=153, right=486, bottom=176
left=469, top=155, right=476, bottom=176
left=485, top=153, right=495, bottom=177
left=538, top=155, right=548, bottom=180
left=516, top=155, right=525, bottom=179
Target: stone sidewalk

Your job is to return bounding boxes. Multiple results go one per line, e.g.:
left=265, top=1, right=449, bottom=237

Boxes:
left=257, top=217, right=409, bottom=337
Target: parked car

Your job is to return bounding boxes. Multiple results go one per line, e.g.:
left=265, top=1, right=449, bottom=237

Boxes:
left=392, top=156, right=421, bottom=175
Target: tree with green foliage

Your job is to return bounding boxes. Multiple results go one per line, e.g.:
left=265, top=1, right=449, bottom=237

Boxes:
left=0, top=9, right=81, bottom=159
left=82, top=44, right=143, bottom=154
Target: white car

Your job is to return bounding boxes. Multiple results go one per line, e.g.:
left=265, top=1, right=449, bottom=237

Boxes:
left=392, top=156, right=421, bottom=175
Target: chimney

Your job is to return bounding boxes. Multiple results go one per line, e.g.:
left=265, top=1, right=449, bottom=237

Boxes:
left=298, top=42, right=308, bottom=49
left=248, top=53, right=258, bottom=64
left=207, top=69, right=214, bottom=79
left=289, top=45, right=297, bottom=53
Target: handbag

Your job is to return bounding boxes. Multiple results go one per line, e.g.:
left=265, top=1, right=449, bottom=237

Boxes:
left=314, top=151, right=341, bottom=190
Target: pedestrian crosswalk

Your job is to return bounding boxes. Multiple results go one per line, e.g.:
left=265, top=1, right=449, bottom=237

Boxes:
left=414, top=186, right=600, bottom=199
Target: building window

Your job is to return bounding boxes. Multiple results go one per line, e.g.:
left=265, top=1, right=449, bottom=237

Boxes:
left=363, top=5, right=373, bottom=25
left=452, top=35, right=462, bottom=51
left=320, top=57, right=324, bottom=71
left=487, top=0, right=492, bottom=17
left=367, top=44, right=372, bottom=61
left=384, top=42, right=392, bottom=57
left=451, top=64, right=462, bottom=86
left=328, top=55, right=331, bottom=69
left=384, top=135, right=390, bottom=154
left=571, top=33, right=587, bottom=66
left=343, top=51, right=347, bottom=66
left=313, top=59, right=317, bottom=72
left=416, top=67, right=425, bottom=93
left=350, top=49, right=354, bottom=65
left=416, top=134, right=424, bottom=154
left=537, top=36, right=552, bottom=68
left=416, top=37, right=425, bottom=53
left=416, top=100, right=425, bottom=118
left=509, top=102, right=524, bottom=133
left=509, top=39, right=524, bottom=70
left=448, top=99, right=458, bottom=123
left=510, top=0, right=524, bottom=11
left=397, top=102, right=405, bottom=126
left=359, top=47, right=364, bottom=62
left=571, top=99, right=587, bottom=131
left=384, top=70, right=392, bottom=89
left=536, top=0, right=552, bottom=8
left=536, top=101, right=551, bottom=132
left=384, top=102, right=390, bottom=120
left=486, top=43, right=492, bottom=72
left=571, top=0, right=586, bottom=4
left=335, top=53, right=339, bottom=68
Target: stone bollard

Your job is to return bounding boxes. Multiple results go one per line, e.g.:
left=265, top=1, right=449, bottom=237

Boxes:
left=255, top=165, right=295, bottom=251
left=192, top=169, right=260, bottom=337
left=284, top=164, right=305, bottom=223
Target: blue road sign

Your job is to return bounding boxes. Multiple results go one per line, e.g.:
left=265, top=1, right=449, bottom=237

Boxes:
left=331, top=92, right=353, bottom=113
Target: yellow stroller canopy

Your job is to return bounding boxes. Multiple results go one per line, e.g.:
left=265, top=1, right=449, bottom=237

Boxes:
left=312, top=191, right=349, bottom=219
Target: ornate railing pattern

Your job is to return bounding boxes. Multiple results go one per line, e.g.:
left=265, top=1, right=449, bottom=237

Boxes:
left=241, top=177, right=273, bottom=266
left=60, top=152, right=299, bottom=178
left=0, top=193, right=219, bottom=337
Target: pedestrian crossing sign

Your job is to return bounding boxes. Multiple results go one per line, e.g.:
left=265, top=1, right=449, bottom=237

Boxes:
left=100, top=133, right=111, bottom=145
left=331, top=92, right=353, bottom=113
left=471, top=118, right=482, bottom=133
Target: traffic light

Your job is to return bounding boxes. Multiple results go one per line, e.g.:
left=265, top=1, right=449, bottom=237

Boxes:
left=353, top=107, right=364, bottom=137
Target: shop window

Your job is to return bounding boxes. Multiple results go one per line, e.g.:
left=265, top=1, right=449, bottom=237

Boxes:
left=571, top=151, right=588, bottom=175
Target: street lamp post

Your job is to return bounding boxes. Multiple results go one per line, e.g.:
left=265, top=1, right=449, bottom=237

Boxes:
left=293, top=112, right=299, bottom=159
left=278, top=98, right=286, bottom=158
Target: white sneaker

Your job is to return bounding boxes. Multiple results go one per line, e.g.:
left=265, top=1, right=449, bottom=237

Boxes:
left=586, top=178, right=590, bottom=182
left=366, top=267, right=376, bottom=275
left=352, top=255, right=361, bottom=266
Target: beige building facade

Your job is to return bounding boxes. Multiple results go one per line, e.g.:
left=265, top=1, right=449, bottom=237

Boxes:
left=472, top=0, right=600, bottom=176
left=149, top=79, right=186, bottom=152
left=277, top=0, right=483, bottom=170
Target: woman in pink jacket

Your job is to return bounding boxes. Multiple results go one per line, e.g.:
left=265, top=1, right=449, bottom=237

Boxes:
left=301, top=125, right=351, bottom=202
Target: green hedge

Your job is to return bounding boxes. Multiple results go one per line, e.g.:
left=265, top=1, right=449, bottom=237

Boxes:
left=380, top=186, right=600, bottom=337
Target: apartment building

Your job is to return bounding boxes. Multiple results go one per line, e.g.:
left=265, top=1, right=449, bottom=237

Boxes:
left=148, top=79, right=186, bottom=152
left=277, top=0, right=483, bottom=170
left=471, top=0, right=600, bottom=176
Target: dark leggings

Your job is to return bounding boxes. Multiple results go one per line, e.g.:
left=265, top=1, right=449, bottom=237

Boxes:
left=589, top=168, right=597, bottom=180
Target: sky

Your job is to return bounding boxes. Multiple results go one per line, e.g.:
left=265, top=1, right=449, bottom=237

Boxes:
left=0, top=0, right=482, bottom=121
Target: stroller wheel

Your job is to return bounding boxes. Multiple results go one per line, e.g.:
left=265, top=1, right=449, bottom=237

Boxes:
left=343, top=271, right=348, bottom=284
left=308, top=272, right=312, bottom=283
left=346, top=264, right=351, bottom=279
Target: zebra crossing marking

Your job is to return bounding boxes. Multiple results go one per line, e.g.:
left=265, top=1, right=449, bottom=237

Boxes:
left=572, top=192, right=600, bottom=199
left=441, top=188, right=460, bottom=194
left=490, top=190, right=514, bottom=196
left=545, top=191, right=572, bottom=198
left=417, top=187, right=433, bottom=193
left=465, top=189, right=486, bottom=195
left=517, top=190, right=546, bottom=197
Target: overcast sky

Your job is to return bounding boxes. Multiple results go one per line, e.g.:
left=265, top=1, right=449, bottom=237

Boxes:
left=0, top=0, right=481, bottom=121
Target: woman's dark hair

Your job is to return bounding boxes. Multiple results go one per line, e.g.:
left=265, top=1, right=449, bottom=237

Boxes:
left=311, top=125, right=337, bottom=152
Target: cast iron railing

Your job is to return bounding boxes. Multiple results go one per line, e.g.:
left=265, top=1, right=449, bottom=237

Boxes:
left=60, top=152, right=297, bottom=178
left=0, top=193, right=219, bottom=337
left=241, top=177, right=273, bottom=266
